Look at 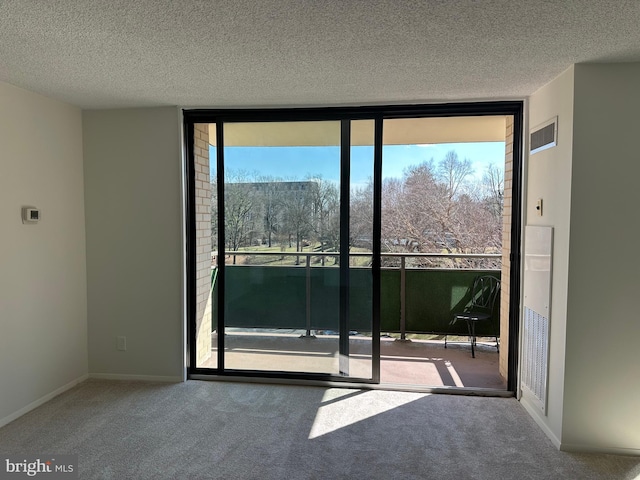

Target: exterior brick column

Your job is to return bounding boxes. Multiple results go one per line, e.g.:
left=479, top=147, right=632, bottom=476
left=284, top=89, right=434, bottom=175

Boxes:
left=194, top=124, right=212, bottom=366
left=499, top=117, right=514, bottom=378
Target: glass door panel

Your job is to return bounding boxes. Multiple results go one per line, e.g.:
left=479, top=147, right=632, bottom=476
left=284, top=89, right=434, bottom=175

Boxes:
left=380, top=117, right=507, bottom=388
left=222, top=121, right=342, bottom=374
left=346, top=120, right=375, bottom=380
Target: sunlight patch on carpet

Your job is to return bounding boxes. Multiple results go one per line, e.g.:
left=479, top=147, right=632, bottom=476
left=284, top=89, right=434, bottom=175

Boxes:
left=308, top=389, right=429, bottom=439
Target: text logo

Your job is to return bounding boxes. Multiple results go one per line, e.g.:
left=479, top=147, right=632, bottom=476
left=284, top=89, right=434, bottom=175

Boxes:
left=1, top=456, right=77, bottom=479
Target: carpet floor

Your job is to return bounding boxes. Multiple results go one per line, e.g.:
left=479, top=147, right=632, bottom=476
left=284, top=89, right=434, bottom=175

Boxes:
left=0, top=379, right=638, bottom=479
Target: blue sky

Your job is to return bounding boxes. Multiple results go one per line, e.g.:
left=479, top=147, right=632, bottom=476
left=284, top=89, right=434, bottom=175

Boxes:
left=211, top=142, right=505, bottom=187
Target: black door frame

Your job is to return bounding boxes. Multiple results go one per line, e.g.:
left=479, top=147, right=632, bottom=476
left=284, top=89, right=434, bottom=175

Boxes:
left=184, top=101, right=523, bottom=391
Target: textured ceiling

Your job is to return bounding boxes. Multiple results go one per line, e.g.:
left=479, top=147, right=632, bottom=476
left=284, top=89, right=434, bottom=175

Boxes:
left=1, top=0, right=640, bottom=110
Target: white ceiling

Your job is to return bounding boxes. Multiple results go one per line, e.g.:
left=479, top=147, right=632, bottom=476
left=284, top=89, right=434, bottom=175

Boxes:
left=1, top=0, right=640, bottom=110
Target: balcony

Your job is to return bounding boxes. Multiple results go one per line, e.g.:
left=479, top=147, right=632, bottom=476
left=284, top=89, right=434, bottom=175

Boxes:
left=203, top=251, right=505, bottom=390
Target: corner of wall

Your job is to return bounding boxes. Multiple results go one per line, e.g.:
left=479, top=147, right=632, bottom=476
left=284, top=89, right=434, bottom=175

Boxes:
left=521, top=65, right=576, bottom=447
left=520, top=393, right=562, bottom=450
left=0, top=80, right=88, bottom=424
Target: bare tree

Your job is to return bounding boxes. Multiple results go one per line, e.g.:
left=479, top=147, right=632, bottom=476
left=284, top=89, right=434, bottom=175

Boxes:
left=477, top=163, right=505, bottom=258
left=224, top=173, right=258, bottom=263
left=209, top=149, right=503, bottom=270
left=255, top=176, right=283, bottom=248
left=400, top=161, right=443, bottom=252
left=481, top=163, right=504, bottom=220
left=309, top=178, right=340, bottom=254
left=380, top=150, right=503, bottom=268
left=282, top=183, right=313, bottom=261
left=350, top=179, right=374, bottom=251
left=437, top=150, right=474, bottom=200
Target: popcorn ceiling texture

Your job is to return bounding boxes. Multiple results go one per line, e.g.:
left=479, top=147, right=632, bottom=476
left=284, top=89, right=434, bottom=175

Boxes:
left=1, top=0, right=640, bottom=109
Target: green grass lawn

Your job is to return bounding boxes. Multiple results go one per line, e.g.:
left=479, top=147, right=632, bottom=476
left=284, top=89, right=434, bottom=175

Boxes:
left=232, top=243, right=372, bottom=267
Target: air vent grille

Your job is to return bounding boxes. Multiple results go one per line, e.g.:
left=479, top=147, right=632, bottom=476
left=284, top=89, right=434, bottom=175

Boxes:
left=530, top=117, right=557, bottom=154
left=521, top=307, right=549, bottom=412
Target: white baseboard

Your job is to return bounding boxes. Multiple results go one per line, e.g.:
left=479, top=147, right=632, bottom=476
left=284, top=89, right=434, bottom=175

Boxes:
left=559, top=443, right=640, bottom=456
left=520, top=396, right=640, bottom=456
left=520, top=394, right=562, bottom=449
left=0, top=374, right=89, bottom=429
left=89, top=373, right=182, bottom=383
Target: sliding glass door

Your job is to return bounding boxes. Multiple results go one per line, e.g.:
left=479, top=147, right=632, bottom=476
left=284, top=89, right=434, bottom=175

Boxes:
left=197, top=119, right=375, bottom=381
left=187, top=102, right=523, bottom=392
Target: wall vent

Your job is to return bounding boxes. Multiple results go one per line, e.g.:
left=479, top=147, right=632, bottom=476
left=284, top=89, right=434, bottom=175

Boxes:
left=530, top=117, right=557, bottom=154
left=521, top=307, right=550, bottom=412
left=521, top=226, right=553, bottom=414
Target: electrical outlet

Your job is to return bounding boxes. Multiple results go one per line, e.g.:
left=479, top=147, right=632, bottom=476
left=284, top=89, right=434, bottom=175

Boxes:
left=117, top=336, right=127, bottom=351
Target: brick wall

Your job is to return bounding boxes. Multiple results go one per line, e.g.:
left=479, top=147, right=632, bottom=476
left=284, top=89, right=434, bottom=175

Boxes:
left=499, top=117, right=514, bottom=378
left=194, top=124, right=212, bottom=366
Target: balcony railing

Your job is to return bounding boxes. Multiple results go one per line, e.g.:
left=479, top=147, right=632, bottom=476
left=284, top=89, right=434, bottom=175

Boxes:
left=212, top=251, right=501, bottom=340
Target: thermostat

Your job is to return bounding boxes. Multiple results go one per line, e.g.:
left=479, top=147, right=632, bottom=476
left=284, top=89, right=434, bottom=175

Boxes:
left=22, top=207, right=41, bottom=224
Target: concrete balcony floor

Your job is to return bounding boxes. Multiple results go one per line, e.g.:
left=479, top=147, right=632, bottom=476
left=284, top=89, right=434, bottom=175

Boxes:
left=200, top=331, right=506, bottom=390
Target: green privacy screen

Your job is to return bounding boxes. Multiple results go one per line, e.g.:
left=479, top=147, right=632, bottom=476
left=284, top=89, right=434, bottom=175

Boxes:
left=213, top=266, right=500, bottom=336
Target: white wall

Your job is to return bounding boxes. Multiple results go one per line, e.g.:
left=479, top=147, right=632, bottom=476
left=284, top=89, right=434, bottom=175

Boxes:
left=0, top=81, right=88, bottom=426
left=83, top=108, right=183, bottom=380
left=562, top=63, right=640, bottom=453
left=525, top=63, right=640, bottom=454
left=523, top=66, right=575, bottom=446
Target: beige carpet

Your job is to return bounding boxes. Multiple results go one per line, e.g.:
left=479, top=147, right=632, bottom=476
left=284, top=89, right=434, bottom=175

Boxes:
left=0, top=379, right=638, bottom=479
